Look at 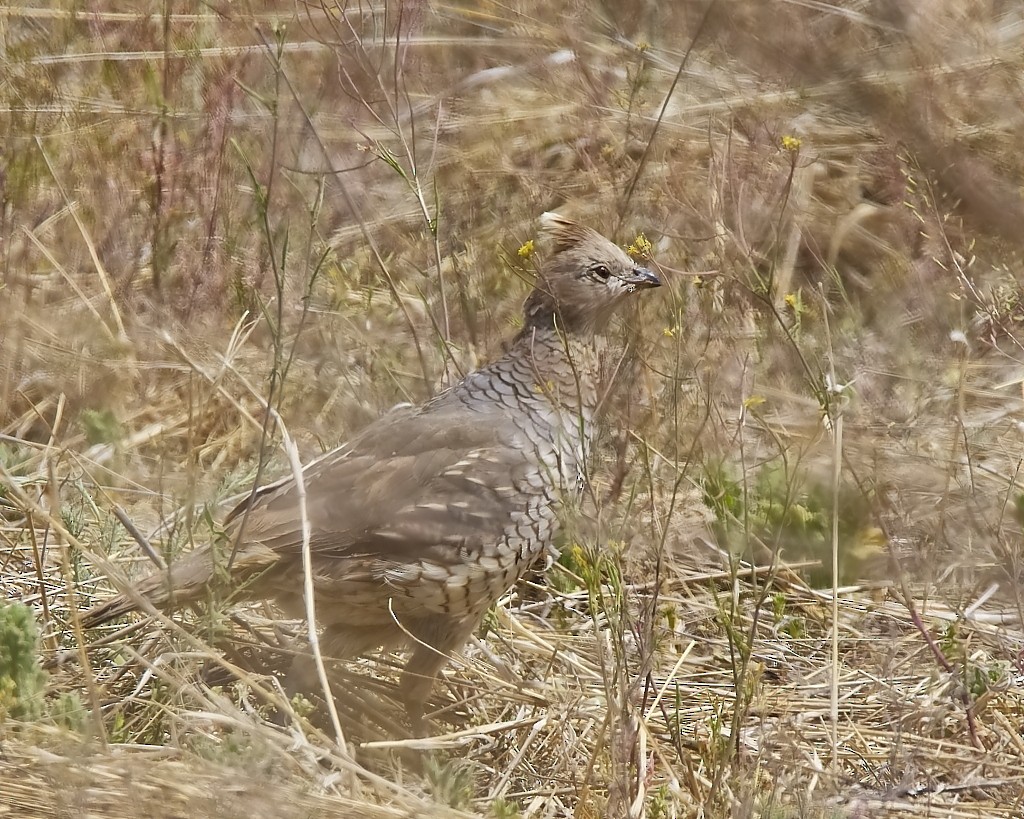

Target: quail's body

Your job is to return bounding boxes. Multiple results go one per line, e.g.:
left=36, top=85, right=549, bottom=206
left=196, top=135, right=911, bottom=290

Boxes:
left=84, top=214, right=660, bottom=723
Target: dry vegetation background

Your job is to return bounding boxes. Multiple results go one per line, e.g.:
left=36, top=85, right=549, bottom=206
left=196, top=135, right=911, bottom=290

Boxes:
left=3, top=1, right=1024, bottom=817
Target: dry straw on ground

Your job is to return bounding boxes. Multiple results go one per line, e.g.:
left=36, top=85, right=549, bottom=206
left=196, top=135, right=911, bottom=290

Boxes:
left=3, top=1, right=1024, bottom=817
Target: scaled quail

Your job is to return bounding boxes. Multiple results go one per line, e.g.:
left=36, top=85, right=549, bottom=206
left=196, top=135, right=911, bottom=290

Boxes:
left=84, top=213, right=661, bottom=724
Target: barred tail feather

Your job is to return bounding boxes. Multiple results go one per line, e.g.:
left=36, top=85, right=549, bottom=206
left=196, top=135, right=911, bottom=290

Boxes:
left=82, top=543, right=278, bottom=628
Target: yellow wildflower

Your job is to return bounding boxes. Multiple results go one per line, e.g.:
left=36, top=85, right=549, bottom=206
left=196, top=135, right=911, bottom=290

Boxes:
left=628, top=233, right=653, bottom=259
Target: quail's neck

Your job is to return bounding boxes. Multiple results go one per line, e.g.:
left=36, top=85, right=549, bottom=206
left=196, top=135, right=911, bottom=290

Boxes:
left=446, top=321, right=599, bottom=420
left=509, top=324, right=600, bottom=412
left=517, top=304, right=601, bottom=341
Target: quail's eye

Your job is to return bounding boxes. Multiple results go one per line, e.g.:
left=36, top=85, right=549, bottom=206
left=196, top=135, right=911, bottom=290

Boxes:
left=591, top=264, right=611, bottom=280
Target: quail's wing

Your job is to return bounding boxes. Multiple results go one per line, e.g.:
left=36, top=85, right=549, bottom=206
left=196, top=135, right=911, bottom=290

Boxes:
left=224, top=405, right=542, bottom=562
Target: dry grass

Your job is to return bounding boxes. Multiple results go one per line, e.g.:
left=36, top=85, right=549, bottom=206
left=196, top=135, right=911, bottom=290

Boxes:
left=3, top=1, right=1024, bottom=816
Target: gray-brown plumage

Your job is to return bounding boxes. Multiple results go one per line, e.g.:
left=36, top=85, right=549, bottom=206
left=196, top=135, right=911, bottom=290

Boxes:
left=84, top=213, right=660, bottom=724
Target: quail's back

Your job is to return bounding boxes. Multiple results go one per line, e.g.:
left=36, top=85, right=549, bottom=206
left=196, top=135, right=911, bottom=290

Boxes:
left=84, top=213, right=661, bottom=724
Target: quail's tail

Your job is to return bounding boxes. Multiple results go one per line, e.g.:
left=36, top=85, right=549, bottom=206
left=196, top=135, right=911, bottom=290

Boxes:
left=82, top=543, right=277, bottom=628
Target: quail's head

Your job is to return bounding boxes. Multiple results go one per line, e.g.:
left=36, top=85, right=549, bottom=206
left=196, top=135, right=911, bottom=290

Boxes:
left=523, top=212, right=661, bottom=334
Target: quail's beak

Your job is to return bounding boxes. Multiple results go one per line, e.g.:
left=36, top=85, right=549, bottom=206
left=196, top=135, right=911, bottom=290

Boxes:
left=625, top=266, right=661, bottom=289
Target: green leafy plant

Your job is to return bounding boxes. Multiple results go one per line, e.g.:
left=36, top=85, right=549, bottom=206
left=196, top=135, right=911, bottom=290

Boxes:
left=80, top=407, right=122, bottom=446
left=489, top=797, right=522, bottom=819
left=424, top=755, right=476, bottom=810
left=0, top=602, right=47, bottom=721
